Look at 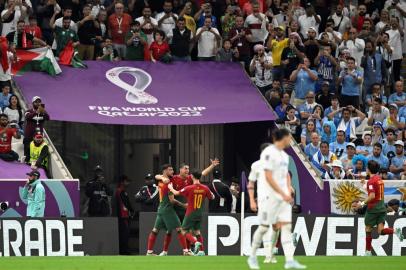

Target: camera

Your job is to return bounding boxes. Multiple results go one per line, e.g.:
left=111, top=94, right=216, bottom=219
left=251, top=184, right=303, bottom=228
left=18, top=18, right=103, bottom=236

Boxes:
left=1, top=201, right=9, bottom=211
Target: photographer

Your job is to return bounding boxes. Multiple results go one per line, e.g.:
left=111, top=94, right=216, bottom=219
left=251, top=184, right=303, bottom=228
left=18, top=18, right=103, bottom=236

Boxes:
left=155, top=0, right=178, bottom=42
left=1, top=0, right=28, bottom=36
left=337, top=57, right=363, bottom=109
left=249, top=44, right=272, bottom=95
left=0, top=113, right=20, bottom=162
left=77, top=4, right=101, bottom=60
left=85, top=165, right=113, bottom=217
left=194, top=16, right=221, bottom=61
left=229, top=15, right=253, bottom=70
left=125, top=21, right=147, bottom=61
left=96, top=38, right=120, bottom=61
left=23, top=96, right=50, bottom=163
left=22, top=170, right=45, bottom=218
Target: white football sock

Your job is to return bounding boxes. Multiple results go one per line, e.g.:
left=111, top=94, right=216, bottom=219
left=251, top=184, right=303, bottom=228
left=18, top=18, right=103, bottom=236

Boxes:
left=262, top=228, right=274, bottom=257
left=281, top=224, right=294, bottom=262
left=251, top=225, right=269, bottom=257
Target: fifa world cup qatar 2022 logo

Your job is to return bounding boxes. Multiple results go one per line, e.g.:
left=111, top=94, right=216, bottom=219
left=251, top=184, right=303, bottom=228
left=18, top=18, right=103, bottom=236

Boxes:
left=105, top=67, right=158, bottom=104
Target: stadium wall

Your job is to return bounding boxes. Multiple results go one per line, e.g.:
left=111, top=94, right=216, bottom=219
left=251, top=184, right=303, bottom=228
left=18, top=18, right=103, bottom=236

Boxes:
left=139, top=213, right=406, bottom=256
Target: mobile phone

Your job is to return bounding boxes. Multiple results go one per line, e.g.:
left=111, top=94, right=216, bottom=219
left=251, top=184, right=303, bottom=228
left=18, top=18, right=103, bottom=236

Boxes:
left=41, top=103, right=45, bottom=108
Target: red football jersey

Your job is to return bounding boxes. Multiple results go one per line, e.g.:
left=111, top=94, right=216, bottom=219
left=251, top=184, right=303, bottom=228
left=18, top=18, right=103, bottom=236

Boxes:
left=170, top=174, right=193, bottom=191
left=180, top=184, right=214, bottom=216
left=0, top=128, right=16, bottom=153
left=367, top=175, right=385, bottom=210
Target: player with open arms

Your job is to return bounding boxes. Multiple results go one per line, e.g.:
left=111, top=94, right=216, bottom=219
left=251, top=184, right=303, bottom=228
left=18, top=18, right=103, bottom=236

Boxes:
left=247, top=129, right=306, bottom=270
left=353, top=160, right=404, bottom=256
left=154, top=159, right=219, bottom=255
left=168, top=170, right=215, bottom=256
left=146, top=164, right=190, bottom=256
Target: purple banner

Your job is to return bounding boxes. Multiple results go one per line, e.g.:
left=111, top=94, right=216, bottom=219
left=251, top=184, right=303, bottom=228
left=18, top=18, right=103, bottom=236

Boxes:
left=15, top=62, right=275, bottom=125
left=0, top=179, right=80, bottom=218
left=0, top=159, right=47, bottom=179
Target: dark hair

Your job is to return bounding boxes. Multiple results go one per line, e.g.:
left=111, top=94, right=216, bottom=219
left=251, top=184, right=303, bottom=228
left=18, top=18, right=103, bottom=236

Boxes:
left=0, top=113, right=8, bottom=119
left=179, top=163, right=189, bottom=169
left=17, top=19, right=25, bottom=25
left=342, top=107, right=351, bottom=114
left=286, top=105, right=296, bottom=112
left=119, top=175, right=129, bottom=183
left=373, top=97, right=382, bottom=104
left=386, top=128, right=396, bottom=135
left=154, top=29, right=165, bottom=39
left=347, top=56, right=356, bottom=62
left=63, top=5, right=73, bottom=11
left=63, top=16, right=71, bottom=21
left=28, top=15, right=37, bottom=21
left=272, top=128, right=290, bottom=142
left=164, top=0, right=173, bottom=4
left=223, top=39, right=231, bottom=44
left=331, top=94, right=339, bottom=101
left=374, top=142, right=383, bottom=149
left=320, top=141, right=329, bottom=148
left=191, top=169, right=202, bottom=180
left=312, top=104, right=324, bottom=118
left=337, top=129, right=345, bottom=135
left=7, top=95, right=23, bottom=123
left=368, top=160, right=380, bottom=174
left=260, top=143, right=270, bottom=152
left=161, top=163, right=173, bottom=172
left=371, top=83, right=381, bottom=90
left=204, top=15, right=212, bottom=21
left=178, top=17, right=186, bottom=22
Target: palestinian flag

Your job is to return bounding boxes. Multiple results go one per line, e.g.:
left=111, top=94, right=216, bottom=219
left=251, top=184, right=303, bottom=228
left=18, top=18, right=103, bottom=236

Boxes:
left=58, top=41, right=87, bottom=68
left=13, top=47, right=62, bottom=76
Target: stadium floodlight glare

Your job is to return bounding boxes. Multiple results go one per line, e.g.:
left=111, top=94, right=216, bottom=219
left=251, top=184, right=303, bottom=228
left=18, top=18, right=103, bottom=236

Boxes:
left=0, top=201, right=9, bottom=211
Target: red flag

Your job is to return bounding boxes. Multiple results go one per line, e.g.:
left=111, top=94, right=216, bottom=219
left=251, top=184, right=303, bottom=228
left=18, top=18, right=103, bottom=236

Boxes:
left=59, top=41, right=74, bottom=66
left=0, top=36, right=9, bottom=73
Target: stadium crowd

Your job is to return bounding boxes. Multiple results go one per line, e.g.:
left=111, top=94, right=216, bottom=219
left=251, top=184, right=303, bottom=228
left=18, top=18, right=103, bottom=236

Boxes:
left=0, top=0, right=405, bottom=182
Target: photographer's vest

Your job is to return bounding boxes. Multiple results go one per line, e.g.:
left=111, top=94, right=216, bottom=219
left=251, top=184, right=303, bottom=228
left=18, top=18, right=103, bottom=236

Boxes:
left=30, top=141, right=48, bottom=168
left=171, top=28, right=191, bottom=57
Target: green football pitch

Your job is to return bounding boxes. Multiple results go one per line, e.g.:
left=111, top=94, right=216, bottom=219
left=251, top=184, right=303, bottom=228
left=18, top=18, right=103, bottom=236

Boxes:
left=1, top=256, right=405, bottom=270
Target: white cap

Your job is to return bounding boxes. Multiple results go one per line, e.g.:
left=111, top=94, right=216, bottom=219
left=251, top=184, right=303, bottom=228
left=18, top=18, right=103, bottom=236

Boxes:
left=394, top=140, right=404, bottom=147
left=346, top=142, right=356, bottom=149
left=32, top=96, right=41, bottom=103
left=330, top=160, right=343, bottom=169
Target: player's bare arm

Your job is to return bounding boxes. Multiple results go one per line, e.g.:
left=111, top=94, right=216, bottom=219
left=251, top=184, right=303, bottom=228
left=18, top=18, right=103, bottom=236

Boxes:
left=155, top=174, right=170, bottom=184
left=201, top=158, right=220, bottom=176
left=168, top=194, right=187, bottom=209
left=247, top=181, right=257, bottom=212
left=265, top=170, right=292, bottom=203
left=168, top=183, right=180, bottom=196
left=354, top=192, right=375, bottom=210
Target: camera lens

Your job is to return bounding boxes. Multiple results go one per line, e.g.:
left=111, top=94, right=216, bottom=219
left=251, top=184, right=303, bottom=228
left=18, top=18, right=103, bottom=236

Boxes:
left=0, top=202, right=8, bottom=211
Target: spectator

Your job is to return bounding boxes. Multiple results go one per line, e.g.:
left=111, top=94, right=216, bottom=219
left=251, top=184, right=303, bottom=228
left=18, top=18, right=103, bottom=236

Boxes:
left=96, top=38, right=120, bottom=61
left=328, top=4, right=351, bottom=35
left=216, top=39, right=238, bottom=62
left=287, top=20, right=303, bottom=40
left=361, top=40, right=387, bottom=102
left=338, top=27, right=365, bottom=67
left=375, top=9, right=390, bottom=34
left=115, top=175, right=134, bottom=255
left=303, top=27, right=319, bottom=68
left=6, top=20, right=47, bottom=48
left=275, top=105, right=300, bottom=141
left=340, top=142, right=357, bottom=172
left=316, top=81, right=334, bottom=109
left=315, top=45, right=337, bottom=93
left=125, top=21, right=147, bottom=61
left=320, top=19, right=342, bottom=45
left=178, top=1, right=196, bottom=34
left=328, top=106, right=366, bottom=142
left=22, top=170, right=45, bottom=218
left=49, top=15, right=80, bottom=57
left=242, top=0, right=264, bottom=16
left=249, top=44, right=272, bottom=94
left=367, top=97, right=390, bottom=126
left=298, top=91, right=319, bottom=126
left=149, top=30, right=171, bottom=63
left=170, top=17, right=193, bottom=61
left=0, top=37, right=14, bottom=89
left=244, top=2, right=268, bottom=45
left=309, top=104, right=324, bottom=131
left=338, top=57, right=363, bottom=108
left=272, top=1, right=289, bottom=28
left=324, top=95, right=341, bottom=123
left=37, top=0, right=61, bottom=45
left=28, top=132, right=50, bottom=177
left=348, top=154, right=368, bottom=179
left=388, top=81, right=406, bottom=108
left=264, top=80, right=283, bottom=109
left=24, top=16, right=43, bottom=48
left=0, top=113, right=20, bottom=161
left=229, top=178, right=242, bottom=213
left=23, top=96, right=49, bottom=163
left=376, top=33, right=393, bottom=90
left=274, top=92, right=292, bottom=119
left=366, top=83, right=388, bottom=111
left=382, top=128, right=397, bottom=160
left=50, top=7, right=77, bottom=52
left=304, top=132, right=320, bottom=159
left=1, top=0, right=26, bottom=36
left=400, top=161, right=406, bottom=180
left=0, top=85, right=12, bottom=111
left=386, top=18, right=403, bottom=82
left=357, top=132, right=374, bottom=157
left=267, top=25, right=288, bottom=82
left=372, top=121, right=385, bottom=145
left=312, top=141, right=337, bottom=175
left=156, top=0, right=178, bottom=42
left=358, top=18, right=377, bottom=42
left=324, top=160, right=346, bottom=180
left=352, top=4, right=368, bottom=32
left=108, top=2, right=132, bottom=59
left=77, top=4, right=100, bottom=60
left=194, top=2, right=216, bottom=29
left=330, top=129, right=348, bottom=159
left=289, top=58, right=318, bottom=107
left=379, top=168, right=395, bottom=180
left=368, top=142, right=390, bottom=170
left=281, top=32, right=305, bottom=87
left=229, top=15, right=253, bottom=69
left=221, top=5, right=239, bottom=39
left=321, top=120, right=337, bottom=144
left=135, top=173, right=159, bottom=212
left=85, top=165, right=113, bottom=217
left=301, top=118, right=317, bottom=147
left=2, top=94, right=24, bottom=132
left=383, top=103, right=405, bottom=131
left=390, top=140, right=405, bottom=178
left=208, top=169, right=233, bottom=213
left=298, top=4, right=321, bottom=39
left=195, top=16, right=221, bottom=61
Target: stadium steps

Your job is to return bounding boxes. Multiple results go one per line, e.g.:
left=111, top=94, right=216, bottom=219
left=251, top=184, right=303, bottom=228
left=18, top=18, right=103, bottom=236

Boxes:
left=11, top=80, right=73, bottom=179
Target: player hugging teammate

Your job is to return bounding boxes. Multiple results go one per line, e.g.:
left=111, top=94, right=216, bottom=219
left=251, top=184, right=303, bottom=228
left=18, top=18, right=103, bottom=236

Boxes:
left=146, top=159, right=219, bottom=256
left=352, top=160, right=404, bottom=256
